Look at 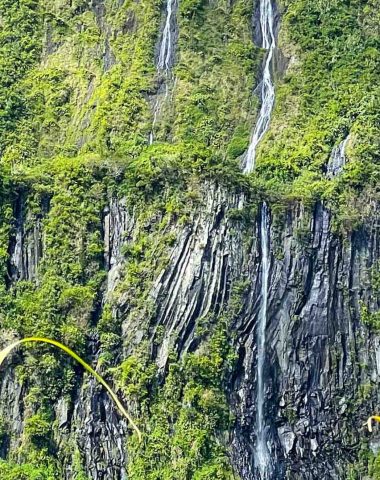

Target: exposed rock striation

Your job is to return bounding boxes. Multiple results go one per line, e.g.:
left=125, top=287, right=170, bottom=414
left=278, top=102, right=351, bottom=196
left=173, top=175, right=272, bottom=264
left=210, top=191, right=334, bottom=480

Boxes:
left=8, top=197, right=47, bottom=283
left=1, top=178, right=380, bottom=479
left=230, top=201, right=380, bottom=478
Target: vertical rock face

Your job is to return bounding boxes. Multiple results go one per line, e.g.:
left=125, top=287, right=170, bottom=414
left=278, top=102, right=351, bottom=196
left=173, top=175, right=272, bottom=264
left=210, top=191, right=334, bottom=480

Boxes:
left=100, top=185, right=380, bottom=479
left=231, top=202, right=380, bottom=479
left=0, top=370, right=24, bottom=456
left=1, top=0, right=378, bottom=476
left=104, top=197, right=136, bottom=296
left=1, top=184, right=379, bottom=478
left=147, top=186, right=245, bottom=370
left=57, top=375, right=128, bottom=480
left=8, top=197, right=47, bottom=283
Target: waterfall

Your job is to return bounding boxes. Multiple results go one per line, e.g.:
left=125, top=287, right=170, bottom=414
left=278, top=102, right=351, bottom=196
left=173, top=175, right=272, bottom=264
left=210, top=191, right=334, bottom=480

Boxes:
left=157, top=0, right=178, bottom=72
left=241, top=2, right=277, bottom=474
left=326, top=135, right=349, bottom=178
left=149, top=105, right=159, bottom=145
left=254, top=202, right=272, bottom=479
left=244, top=0, right=276, bottom=173
left=149, top=0, right=178, bottom=144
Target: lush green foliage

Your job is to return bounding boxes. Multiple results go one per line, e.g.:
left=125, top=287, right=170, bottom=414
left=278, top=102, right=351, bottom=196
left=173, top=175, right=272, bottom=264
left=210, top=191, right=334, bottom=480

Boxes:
left=114, top=318, right=240, bottom=480
left=0, top=0, right=379, bottom=477
left=0, top=0, right=42, bottom=159
left=0, top=460, right=58, bottom=480
left=347, top=447, right=380, bottom=480
left=361, top=304, right=380, bottom=332
left=254, top=0, right=380, bottom=230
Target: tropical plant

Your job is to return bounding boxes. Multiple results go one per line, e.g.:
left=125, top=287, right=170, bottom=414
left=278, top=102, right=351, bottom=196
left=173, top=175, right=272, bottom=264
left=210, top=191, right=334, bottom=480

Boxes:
left=0, top=337, right=141, bottom=441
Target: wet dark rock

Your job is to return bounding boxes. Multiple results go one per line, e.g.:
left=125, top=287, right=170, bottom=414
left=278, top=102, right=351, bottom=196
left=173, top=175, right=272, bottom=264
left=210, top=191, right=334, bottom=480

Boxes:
left=8, top=197, right=47, bottom=283
left=1, top=184, right=379, bottom=478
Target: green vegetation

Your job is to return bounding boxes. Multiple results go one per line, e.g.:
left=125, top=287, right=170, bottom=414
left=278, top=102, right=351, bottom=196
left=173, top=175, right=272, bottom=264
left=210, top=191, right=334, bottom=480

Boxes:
left=100, top=270, right=246, bottom=479
left=0, top=0, right=379, bottom=477
left=0, top=0, right=43, bottom=159
left=360, top=301, right=380, bottom=332
left=254, top=0, right=380, bottom=231
left=347, top=447, right=380, bottom=480
left=0, top=460, right=58, bottom=480
left=115, top=316, right=240, bottom=479
left=0, top=337, right=141, bottom=439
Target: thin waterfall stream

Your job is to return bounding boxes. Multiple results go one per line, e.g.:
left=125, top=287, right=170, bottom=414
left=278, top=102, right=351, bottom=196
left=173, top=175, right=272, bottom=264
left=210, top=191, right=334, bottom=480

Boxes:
left=243, top=0, right=277, bottom=477
left=244, top=0, right=276, bottom=173
left=149, top=0, right=178, bottom=144
left=255, top=202, right=272, bottom=478
left=158, top=0, right=177, bottom=71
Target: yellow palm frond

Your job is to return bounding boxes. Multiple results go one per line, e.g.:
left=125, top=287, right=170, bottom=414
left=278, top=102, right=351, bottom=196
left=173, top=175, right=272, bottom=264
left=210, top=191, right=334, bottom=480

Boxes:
left=0, top=337, right=141, bottom=441
left=0, top=340, right=22, bottom=368
left=367, top=416, right=380, bottom=432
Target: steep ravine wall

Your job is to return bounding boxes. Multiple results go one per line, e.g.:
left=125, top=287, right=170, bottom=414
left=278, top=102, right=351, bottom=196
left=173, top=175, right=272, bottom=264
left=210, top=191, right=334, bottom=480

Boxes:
left=1, top=0, right=379, bottom=476
left=1, top=183, right=380, bottom=478
left=231, top=201, right=380, bottom=479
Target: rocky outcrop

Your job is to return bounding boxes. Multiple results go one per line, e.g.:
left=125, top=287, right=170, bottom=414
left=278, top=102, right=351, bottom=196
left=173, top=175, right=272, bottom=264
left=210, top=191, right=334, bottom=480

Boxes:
left=8, top=197, right=47, bottom=283
left=1, top=184, right=380, bottom=479
left=326, top=136, right=350, bottom=178
left=104, top=184, right=380, bottom=479
left=0, top=369, right=24, bottom=456
left=147, top=186, right=245, bottom=370
left=231, top=201, right=380, bottom=479
left=56, top=374, right=128, bottom=480
left=103, top=197, right=136, bottom=296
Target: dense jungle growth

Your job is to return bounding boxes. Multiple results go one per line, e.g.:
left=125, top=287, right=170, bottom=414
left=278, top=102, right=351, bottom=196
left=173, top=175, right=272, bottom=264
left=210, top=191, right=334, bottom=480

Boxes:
left=0, top=0, right=379, bottom=478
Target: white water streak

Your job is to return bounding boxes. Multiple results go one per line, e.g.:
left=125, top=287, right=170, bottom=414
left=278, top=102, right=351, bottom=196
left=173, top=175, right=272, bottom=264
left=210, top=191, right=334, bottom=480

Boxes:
left=149, top=109, right=158, bottom=145
left=157, top=0, right=177, bottom=72
left=149, top=0, right=177, bottom=143
left=242, top=2, right=277, bottom=475
left=255, top=202, right=272, bottom=479
left=244, top=0, right=276, bottom=173
left=326, top=135, right=349, bottom=178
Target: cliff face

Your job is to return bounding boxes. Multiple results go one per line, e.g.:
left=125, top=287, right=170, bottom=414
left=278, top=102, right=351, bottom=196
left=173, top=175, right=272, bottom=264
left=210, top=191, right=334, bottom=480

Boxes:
left=0, top=0, right=379, bottom=479
left=231, top=201, right=380, bottom=479
left=1, top=184, right=380, bottom=479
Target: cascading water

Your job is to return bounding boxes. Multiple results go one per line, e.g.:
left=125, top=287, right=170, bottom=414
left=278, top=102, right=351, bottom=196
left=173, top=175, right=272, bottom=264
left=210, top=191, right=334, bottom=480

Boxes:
left=243, top=0, right=276, bottom=173
left=242, top=1, right=277, bottom=477
left=326, top=135, right=349, bottom=178
left=157, top=0, right=177, bottom=71
left=255, top=202, right=272, bottom=479
left=149, top=102, right=162, bottom=145
left=149, top=0, right=178, bottom=144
